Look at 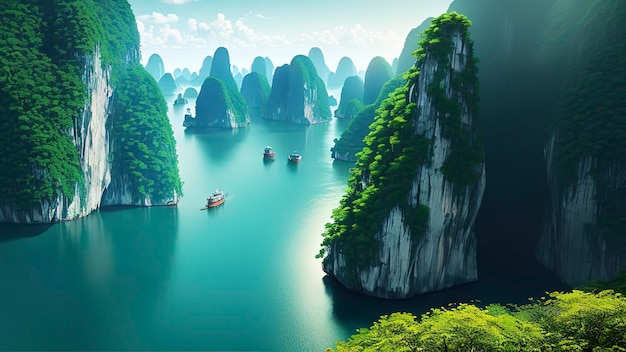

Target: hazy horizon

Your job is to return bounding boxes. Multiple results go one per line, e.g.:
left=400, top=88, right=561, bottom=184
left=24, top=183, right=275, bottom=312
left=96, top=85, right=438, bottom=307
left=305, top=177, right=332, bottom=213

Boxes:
left=127, top=0, right=453, bottom=75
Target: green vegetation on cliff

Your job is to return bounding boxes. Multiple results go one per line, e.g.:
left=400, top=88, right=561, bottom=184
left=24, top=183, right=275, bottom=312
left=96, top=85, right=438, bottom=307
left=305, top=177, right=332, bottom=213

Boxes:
left=196, top=77, right=249, bottom=127
left=331, top=76, right=405, bottom=161
left=109, top=64, right=182, bottom=200
left=549, top=0, right=626, bottom=185
left=543, top=0, right=626, bottom=245
left=319, top=13, right=479, bottom=270
left=0, top=1, right=83, bottom=208
left=329, top=290, right=626, bottom=352
left=418, top=13, right=482, bottom=186
left=0, top=0, right=181, bottom=210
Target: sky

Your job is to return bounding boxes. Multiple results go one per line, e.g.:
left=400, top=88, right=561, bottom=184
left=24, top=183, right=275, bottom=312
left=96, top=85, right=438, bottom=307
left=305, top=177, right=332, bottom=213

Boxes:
left=127, top=0, right=454, bottom=75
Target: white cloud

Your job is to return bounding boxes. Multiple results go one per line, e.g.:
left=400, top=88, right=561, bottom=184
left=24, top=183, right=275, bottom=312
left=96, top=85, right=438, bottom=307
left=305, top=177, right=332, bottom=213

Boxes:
left=160, top=24, right=184, bottom=44
left=138, top=12, right=179, bottom=24
left=188, top=18, right=197, bottom=31
left=161, top=0, right=196, bottom=4
left=299, top=24, right=402, bottom=49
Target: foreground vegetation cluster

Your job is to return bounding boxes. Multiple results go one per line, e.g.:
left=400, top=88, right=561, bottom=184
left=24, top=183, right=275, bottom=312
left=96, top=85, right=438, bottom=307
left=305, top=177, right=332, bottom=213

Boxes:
left=329, top=290, right=626, bottom=352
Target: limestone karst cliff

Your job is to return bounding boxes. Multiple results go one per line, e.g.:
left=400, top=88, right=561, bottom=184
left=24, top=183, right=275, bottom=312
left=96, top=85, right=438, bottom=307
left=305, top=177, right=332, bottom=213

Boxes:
left=264, top=55, right=332, bottom=125
left=187, top=77, right=249, bottom=128
left=363, top=57, right=394, bottom=105
left=535, top=0, right=626, bottom=286
left=185, top=47, right=249, bottom=129
left=308, top=47, right=331, bottom=84
left=240, top=72, right=270, bottom=109
left=0, top=0, right=182, bottom=223
left=334, top=76, right=364, bottom=119
left=328, top=57, right=358, bottom=90
left=319, top=12, right=484, bottom=298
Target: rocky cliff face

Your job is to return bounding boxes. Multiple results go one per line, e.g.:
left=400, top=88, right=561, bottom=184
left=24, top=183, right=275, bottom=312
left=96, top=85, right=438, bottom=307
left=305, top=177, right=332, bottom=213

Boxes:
left=321, top=13, right=484, bottom=298
left=534, top=0, right=626, bottom=286
left=0, top=47, right=113, bottom=223
left=537, top=135, right=623, bottom=286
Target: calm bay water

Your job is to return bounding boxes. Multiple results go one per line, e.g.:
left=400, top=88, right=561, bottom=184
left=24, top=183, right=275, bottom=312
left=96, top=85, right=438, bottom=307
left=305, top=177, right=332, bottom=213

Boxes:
left=0, top=97, right=568, bottom=351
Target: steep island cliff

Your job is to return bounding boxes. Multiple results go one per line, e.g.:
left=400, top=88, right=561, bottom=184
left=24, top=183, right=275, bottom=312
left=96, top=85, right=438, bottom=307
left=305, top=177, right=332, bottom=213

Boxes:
left=0, top=0, right=182, bottom=223
left=536, top=0, right=626, bottom=286
left=264, top=55, right=331, bottom=125
left=185, top=47, right=249, bottom=129
left=318, top=13, right=484, bottom=298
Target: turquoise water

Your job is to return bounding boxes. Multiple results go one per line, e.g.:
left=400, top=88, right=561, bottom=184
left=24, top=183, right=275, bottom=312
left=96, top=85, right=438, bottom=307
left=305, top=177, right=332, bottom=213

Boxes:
left=0, top=98, right=567, bottom=351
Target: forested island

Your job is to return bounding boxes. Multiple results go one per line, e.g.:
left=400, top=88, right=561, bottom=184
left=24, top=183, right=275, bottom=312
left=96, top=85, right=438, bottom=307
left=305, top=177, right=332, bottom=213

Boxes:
left=0, top=0, right=182, bottom=223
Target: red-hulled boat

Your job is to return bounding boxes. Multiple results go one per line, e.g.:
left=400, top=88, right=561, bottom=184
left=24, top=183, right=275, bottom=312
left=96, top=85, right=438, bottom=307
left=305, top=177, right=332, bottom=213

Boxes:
left=206, top=189, right=225, bottom=207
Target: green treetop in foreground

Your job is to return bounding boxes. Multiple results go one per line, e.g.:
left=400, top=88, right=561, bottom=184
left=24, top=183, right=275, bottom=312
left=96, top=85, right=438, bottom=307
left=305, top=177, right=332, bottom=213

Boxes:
left=328, top=290, right=626, bottom=352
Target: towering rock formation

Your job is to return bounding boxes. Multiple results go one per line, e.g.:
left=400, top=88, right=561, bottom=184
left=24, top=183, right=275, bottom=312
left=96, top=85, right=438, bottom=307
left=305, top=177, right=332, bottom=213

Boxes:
left=535, top=0, right=626, bottom=285
left=328, top=56, right=358, bottom=89
left=158, top=73, right=178, bottom=97
left=264, top=55, right=332, bottom=125
left=319, top=13, right=484, bottom=298
left=209, top=47, right=238, bottom=93
left=185, top=47, right=249, bottom=129
left=192, top=55, right=213, bottom=86
left=240, top=72, right=270, bottom=109
left=145, top=53, right=165, bottom=82
left=363, top=57, right=394, bottom=105
left=186, top=77, right=249, bottom=128
left=334, top=75, right=364, bottom=119
left=251, top=56, right=267, bottom=79
left=308, top=47, right=331, bottom=84
left=183, top=87, right=198, bottom=99
left=264, top=57, right=275, bottom=83
left=0, top=0, right=181, bottom=223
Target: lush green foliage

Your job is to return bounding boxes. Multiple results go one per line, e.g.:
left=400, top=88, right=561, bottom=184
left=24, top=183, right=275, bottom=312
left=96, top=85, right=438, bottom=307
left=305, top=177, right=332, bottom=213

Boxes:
left=550, top=0, right=626, bottom=186
left=330, top=290, right=626, bottom=352
left=542, top=0, right=626, bottom=246
left=331, top=76, right=405, bottom=161
left=319, top=13, right=479, bottom=274
left=109, top=65, right=182, bottom=199
left=0, top=0, right=179, bottom=211
left=415, top=12, right=482, bottom=186
left=0, top=1, right=84, bottom=207
left=319, top=68, right=426, bottom=269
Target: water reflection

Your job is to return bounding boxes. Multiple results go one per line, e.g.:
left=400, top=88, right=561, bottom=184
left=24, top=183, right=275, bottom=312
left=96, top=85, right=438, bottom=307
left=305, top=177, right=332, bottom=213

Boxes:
left=184, top=127, right=249, bottom=166
left=91, top=206, right=180, bottom=349
left=0, top=222, right=51, bottom=242
left=0, top=207, right=181, bottom=350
